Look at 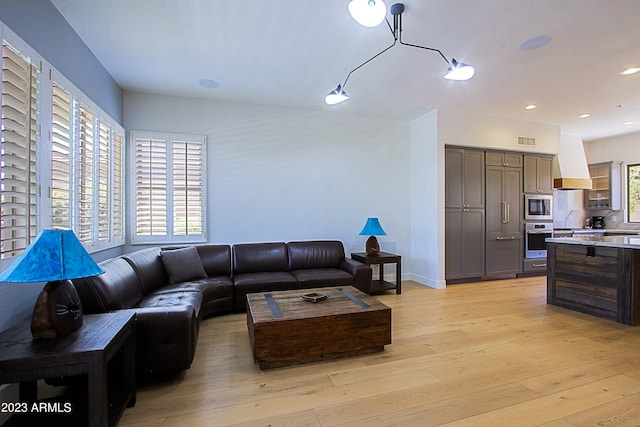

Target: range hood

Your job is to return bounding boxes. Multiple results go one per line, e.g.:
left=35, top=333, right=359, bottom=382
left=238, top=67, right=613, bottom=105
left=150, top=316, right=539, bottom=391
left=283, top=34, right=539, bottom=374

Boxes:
left=553, top=134, right=592, bottom=190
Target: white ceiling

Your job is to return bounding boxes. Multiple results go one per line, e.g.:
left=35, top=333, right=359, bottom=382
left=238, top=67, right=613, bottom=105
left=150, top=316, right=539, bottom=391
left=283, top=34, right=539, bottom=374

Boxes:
left=50, top=0, right=640, bottom=141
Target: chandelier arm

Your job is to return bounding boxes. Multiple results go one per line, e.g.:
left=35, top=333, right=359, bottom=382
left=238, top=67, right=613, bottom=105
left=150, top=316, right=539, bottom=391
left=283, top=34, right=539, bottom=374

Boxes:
left=395, top=7, right=451, bottom=65
left=398, top=40, right=450, bottom=64
left=342, top=38, right=398, bottom=88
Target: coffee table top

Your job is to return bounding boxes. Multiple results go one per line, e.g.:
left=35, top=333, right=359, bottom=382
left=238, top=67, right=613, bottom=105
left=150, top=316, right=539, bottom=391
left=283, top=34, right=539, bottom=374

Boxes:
left=246, top=286, right=390, bottom=323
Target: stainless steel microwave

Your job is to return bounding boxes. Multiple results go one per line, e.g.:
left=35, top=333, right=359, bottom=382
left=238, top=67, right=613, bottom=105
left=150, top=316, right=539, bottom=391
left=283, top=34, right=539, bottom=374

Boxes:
left=525, top=194, right=553, bottom=220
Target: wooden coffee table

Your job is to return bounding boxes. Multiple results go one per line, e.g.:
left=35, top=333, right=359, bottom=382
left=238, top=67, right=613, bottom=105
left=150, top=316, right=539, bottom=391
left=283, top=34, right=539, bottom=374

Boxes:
left=246, top=286, right=391, bottom=369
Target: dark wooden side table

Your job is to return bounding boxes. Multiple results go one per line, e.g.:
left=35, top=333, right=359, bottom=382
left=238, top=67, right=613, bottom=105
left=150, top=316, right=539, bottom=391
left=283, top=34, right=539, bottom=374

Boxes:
left=0, top=310, right=136, bottom=427
left=351, top=252, right=402, bottom=294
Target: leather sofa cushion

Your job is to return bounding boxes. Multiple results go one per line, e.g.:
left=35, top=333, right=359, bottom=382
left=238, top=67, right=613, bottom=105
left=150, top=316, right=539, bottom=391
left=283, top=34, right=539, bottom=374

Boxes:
left=290, top=268, right=353, bottom=289
left=195, top=245, right=232, bottom=276
left=73, top=257, right=142, bottom=312
left=232, top=271, right=298, bottom=312
left=122, top=247, right=168, bottom=294
left=160, top=246, right=207, bottom=285
left=288, top=240, right=345, bottom=270
left=233, top=242, right=289, bottom=274
left=138, top=288, right=204, bottom=319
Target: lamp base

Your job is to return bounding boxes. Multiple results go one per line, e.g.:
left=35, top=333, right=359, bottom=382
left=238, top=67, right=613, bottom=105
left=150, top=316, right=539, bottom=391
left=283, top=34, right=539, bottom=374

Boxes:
left=365, top=236, right=381, bottom=255
left=31, top=280, right=83, bottom=339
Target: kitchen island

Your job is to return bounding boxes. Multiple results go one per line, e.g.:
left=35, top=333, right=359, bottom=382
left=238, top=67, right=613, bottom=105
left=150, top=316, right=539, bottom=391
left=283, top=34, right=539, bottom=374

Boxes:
left=546, top=235, right=640, bottom=325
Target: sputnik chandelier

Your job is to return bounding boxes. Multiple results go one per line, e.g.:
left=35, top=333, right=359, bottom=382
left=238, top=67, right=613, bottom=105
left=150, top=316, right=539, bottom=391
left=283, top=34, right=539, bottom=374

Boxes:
left=326, top=1, right=475, bottom=105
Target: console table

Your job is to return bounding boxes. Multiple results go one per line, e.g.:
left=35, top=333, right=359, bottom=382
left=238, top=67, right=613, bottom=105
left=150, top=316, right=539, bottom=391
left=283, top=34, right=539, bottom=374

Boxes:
left=351, top=251, right=402, bottom=294
left=0, top=310, right=136, bottom=426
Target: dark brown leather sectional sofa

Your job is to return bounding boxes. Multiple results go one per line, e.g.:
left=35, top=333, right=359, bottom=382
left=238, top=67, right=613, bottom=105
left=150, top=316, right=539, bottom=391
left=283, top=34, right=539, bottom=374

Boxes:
left=72, top=240, right=372, bottom=375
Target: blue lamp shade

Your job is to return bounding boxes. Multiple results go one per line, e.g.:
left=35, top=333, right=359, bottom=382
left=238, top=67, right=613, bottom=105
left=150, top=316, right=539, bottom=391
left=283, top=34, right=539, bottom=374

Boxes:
left=0, top=229, right=104, bottom=339
left=358, top=218, right=386, bottom=255
left=358, top=218, right=387, bottom=236
left=0, top=229, right=104, bottom=283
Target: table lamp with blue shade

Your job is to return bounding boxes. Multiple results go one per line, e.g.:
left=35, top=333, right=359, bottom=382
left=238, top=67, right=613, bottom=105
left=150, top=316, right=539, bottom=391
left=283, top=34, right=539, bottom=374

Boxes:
left=359, top=217, right=387, bottom=255
left=0, top=229, right=105, bottom=339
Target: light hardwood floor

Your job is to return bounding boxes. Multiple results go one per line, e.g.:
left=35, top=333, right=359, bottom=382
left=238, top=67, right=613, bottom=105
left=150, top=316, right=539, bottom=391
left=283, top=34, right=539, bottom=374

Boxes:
left=119, top=277, right=640, bottom=426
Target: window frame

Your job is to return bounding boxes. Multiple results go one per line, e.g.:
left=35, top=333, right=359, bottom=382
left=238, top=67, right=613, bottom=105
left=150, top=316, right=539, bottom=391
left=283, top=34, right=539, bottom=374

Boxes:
left=130, top=130, right=207, bottom=245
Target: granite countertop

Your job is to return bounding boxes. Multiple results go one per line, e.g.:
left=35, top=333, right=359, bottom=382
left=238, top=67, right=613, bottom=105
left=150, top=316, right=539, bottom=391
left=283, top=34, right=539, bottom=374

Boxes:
left=546, top=235, right=640, bottom=249
left=571, top=229, right=640, bottom=235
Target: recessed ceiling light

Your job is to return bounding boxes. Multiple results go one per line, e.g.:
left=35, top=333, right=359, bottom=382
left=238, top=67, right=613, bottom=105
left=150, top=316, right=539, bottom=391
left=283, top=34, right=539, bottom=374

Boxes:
left=525, top=104, right=537, bottom=110
left=620, top=67, right=640, bottom=76
left=198, top=79, right=220, bottom=89
left=624, top=121, right=635, bottom=125
left=519, top=35, right=551, bottom=51
left=578, top=113, right=591, bottom=119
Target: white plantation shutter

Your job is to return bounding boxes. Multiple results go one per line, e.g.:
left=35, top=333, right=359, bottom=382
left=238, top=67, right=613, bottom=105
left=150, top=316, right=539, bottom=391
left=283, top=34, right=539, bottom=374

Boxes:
left=77, top=105, right=94, bottom=244
left=51, top=83, right=72, bottom=229
left=98, top=120, right=110, bottom=241
left=133, top=131, right=206, bottom=243
left=0, top=43, right=37, bottom=258
left=172, top=138, right=203, bottom=236
left=0, top=30, right=126, bottom=258
left=112, top=131, right=124, bottom=240
left=135, top=134, right=167, bottom=237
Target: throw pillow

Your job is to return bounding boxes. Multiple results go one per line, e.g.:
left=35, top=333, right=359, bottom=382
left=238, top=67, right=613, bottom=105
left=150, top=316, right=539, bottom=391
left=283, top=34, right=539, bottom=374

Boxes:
left=160, top=246, right=207, bottom=285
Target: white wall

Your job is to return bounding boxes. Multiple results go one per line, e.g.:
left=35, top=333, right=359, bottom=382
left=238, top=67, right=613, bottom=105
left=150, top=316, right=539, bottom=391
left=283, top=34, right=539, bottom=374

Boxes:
left=583, top=130, right=640, bottom=227
left=585, top=131, right=640, bottom=164
left=438, top=109, right=561, bottom=154
left=123, top=92, right=412, bottom=266
left=410, top=110, right=444, bottom=288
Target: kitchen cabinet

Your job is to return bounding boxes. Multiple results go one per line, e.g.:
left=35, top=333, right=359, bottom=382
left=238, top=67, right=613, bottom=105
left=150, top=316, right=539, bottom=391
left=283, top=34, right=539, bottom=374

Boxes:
left=445, top=148, right=485, bottom=280
left=585, top=161, right=621, bottom=210
left=445, top=208, right=485, bottom=280
left=445, top=148, right=484, bottom=209
left=486, top=158, right=522, bottom=275
left=547, top=241, right=640, bottom=325
left=524, top=155, right=553, bottom=194
left=485, top=151, right=523, bottom=168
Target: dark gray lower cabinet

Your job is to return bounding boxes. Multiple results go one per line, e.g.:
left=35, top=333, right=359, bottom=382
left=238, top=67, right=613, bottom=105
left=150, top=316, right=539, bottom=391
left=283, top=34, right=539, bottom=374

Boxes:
left=445, top=208, right=485, bottom=280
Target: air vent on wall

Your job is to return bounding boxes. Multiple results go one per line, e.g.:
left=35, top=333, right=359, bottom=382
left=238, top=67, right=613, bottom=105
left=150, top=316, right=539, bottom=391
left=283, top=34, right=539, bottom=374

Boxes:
left=518, top=136, right=536, bottom=146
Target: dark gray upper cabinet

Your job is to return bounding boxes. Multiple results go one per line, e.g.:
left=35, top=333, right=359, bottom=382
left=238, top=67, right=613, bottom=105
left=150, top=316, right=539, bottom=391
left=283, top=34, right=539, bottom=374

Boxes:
left=485, top=151, right=523, bottom=168
left=445, top=148, right=485, bottom=209
left=524, top=155, right=553, bottom=194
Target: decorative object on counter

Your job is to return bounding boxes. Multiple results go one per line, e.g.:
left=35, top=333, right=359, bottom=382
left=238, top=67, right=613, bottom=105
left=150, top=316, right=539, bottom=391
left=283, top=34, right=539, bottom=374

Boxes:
left=359, top=217, right=387, bottom=255
left=0, top=229, right=105, bottom=339
left=592, top=215, right=605, bottom=229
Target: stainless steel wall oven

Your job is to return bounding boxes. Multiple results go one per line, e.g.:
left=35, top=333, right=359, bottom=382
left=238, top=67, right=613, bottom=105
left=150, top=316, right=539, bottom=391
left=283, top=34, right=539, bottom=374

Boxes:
left=525, top=223, right=553, bottom=259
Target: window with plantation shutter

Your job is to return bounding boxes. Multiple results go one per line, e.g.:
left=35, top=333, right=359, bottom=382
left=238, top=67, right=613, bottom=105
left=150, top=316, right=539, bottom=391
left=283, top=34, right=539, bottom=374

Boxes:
left=0, top=29, right=126, bottom=260
left=0, top=42, right=37, bottom=259
left=132, top=131, right=206, bottom=243
left=49, top=82, right=125, bottom=251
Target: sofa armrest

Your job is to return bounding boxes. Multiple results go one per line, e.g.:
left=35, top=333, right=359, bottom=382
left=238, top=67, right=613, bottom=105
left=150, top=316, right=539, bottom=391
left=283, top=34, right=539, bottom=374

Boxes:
left=340, top=258, right=373, bottom=294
